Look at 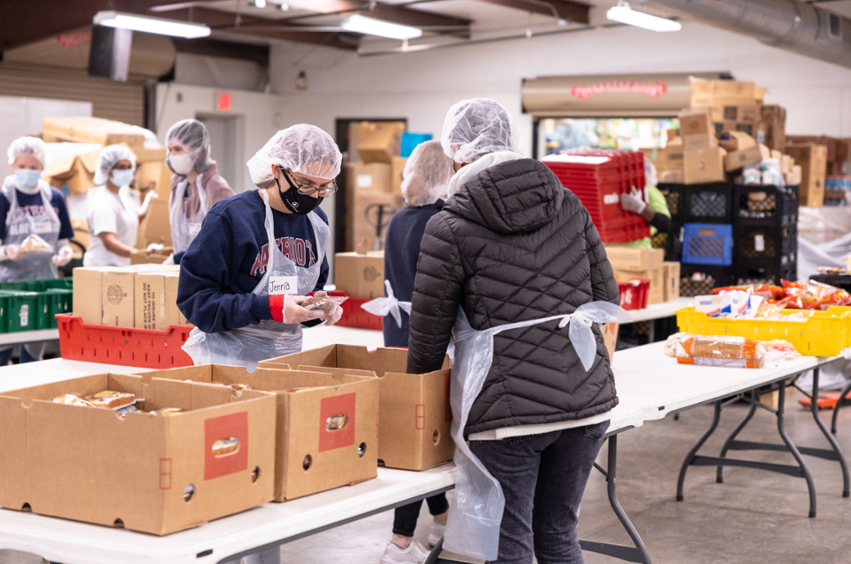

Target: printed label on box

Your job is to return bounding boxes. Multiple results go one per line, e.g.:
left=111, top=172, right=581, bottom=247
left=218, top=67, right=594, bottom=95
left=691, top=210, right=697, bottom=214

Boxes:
left=356, top=174, right=373, bottom=188
left=319, top=393, right=356, bottom=452
left=204, top=411, right=249, bottom=480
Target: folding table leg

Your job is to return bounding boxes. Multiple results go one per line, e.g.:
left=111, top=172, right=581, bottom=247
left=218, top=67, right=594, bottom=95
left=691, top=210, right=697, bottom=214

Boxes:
left=677, top=400, right=722, bottom=502
left=580, top=434, right=653, bottom=564
left=775, top=383, right=818, bottom=517
left=810, top=368, right=851, bottom=498
left=831, top=375, right=851, bottom=435
left=716, top=391, right=759, bottom=484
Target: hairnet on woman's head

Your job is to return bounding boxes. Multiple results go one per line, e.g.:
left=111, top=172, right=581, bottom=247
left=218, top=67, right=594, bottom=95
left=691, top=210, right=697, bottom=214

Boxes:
left=441, top=98, right=519, bottom=164
left=7, top=137, right=47, bottom=167
left=401, top=140, right=453, bottom=207
left=643, top=157, right=658, bottom=187
left=247, top=124, right=342, bottom=188
left=94, top=145, right=136, bottom=185
left=166, top=119, right=212, bottom=173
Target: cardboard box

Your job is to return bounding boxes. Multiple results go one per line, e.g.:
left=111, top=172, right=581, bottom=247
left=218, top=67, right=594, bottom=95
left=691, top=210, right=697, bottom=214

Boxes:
left=666, top=129, right=680, bottom=142
left=721, top=105, right=761, bottom=124
left=724, top=144, right=771, bottom=172
left=690, top=79, right=756, bottom=109
left=660, top=169, right=685, bottom=183
left=72, top=267, right=105, bottom=325
left=260, top=345, right=454, bottom=471
left=139, top=365, right=380, bottom=501
left=391, top=156, right=407, bottom=196
left=715, top=121, right=755, bottom=138
left=351, top=192, right=404, bottom=252
left=141, top=197, right=172, bottom=247
left=136, top=160, right=173, bottom=201
left=135, top=272, right=167, bottom=330
left=791, top=164, right=803, bottom=186
left=0, top=373, right=276, bottom=535
left=663, top=261, right=681, bottom=302
left=785, top=144, right=827, bottom=207
left=684, top=147, right=727, bottom=184
left=605, top=247, right=664, bottom=272
left=678, top=111, right=714, bottom=137
left=782, top=154, right=794, bottom=174
left=757, top=105, right=786, bottom=152
left=345, top=162, right=392, bottom=194
left=102, top=269, right=134, bottom=326
left=164, top=273, right=190, bottom=326
left=355, top=122, right=405, bottom=164
left=42, top=117, right=145, bottom=146
left=602, top=323, right=618, bottom=363
left=42, top=150, right=99, bottom=196
left=683, top=134, right=718, bottom=151
left=718, top=131, right=756, bottom=152
left=334, top=248, right=385, bottom=299
left=130, top=247, right=173, bottom=265
left=615, top=267, right=664, bottom=305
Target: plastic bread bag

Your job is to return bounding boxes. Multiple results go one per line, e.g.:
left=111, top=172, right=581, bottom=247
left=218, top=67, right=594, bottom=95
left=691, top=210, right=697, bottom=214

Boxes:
left=52, top=394, right=95, bottom=408
left=361, top=280, right=412, bottom=329
left=18, top=233, right=53, bottom=254
left=664, top=333, right=691, bottom=357
left=445, top=301, right=632, bottom=561
left=676, top=336, right=767, bottom=368
left=302, top=294, right=348, bottom=313
left=182, top=321, right=303, bottom=373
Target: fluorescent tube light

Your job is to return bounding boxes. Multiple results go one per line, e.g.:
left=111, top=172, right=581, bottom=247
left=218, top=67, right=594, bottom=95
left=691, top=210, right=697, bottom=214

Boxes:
left=93, top=11, right=211, bottom=39
left=607, top=3, right=681, bottom=32
left=341, top=14, right=422, bottom=40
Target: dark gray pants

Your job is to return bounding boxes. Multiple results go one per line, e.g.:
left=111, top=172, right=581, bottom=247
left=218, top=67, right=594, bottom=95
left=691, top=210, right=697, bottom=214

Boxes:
left=469, top=421, right=609, bottom=564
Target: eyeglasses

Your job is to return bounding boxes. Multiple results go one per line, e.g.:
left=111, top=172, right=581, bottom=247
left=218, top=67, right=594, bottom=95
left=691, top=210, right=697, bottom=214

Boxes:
left=281, top=168, right=338, bottom=197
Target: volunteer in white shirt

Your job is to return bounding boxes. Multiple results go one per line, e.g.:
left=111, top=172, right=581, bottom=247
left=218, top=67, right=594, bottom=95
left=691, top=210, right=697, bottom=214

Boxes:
left=83, top=145, right=156, bottom=267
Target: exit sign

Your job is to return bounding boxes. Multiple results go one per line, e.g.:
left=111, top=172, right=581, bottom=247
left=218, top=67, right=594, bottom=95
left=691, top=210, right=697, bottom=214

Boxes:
left=216, top=92, right=232, bottom=111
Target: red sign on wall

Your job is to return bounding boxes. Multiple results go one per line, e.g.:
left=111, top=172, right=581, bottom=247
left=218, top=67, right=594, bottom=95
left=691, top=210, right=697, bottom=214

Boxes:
left=570, top=80, right=669, bottom=100
left=217, top=93, right=232, bottom=111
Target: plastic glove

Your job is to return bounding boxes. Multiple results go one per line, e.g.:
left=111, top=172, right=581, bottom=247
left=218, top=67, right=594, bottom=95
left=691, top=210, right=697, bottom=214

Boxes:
left=138, top=190, right=158, bottom=217
left=147, top=242, right=164, bottom=252
left=162, top=253, right=175, bottom=266
left=325, top=303, right=344, bottom=326
left=2, top=245, right=21, bottom=261
left=620, top=187, right=646, bottom=214
left=281, top=295, right=323, bottom=325
left=52, top=245, right=74, bottom=266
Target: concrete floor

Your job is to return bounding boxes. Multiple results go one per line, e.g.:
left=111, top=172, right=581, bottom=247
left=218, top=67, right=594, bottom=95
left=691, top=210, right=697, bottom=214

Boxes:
left=3, top=388, right=851, bottom=564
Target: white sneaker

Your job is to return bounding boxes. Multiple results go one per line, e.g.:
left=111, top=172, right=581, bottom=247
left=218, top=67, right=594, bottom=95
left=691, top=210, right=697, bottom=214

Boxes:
left=379, top=541, right=430, bottom=564
left=428, top=521, right=446, bottom=548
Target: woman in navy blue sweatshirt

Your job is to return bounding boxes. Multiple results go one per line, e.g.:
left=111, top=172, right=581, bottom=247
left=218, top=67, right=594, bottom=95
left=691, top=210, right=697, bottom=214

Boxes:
left=381, top=141, right=455, bottom=564
left=178, top=124, right=344, bottom=375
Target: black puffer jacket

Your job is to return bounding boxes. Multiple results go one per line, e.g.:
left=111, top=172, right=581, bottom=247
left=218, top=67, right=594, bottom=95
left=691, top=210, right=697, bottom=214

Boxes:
left=407, top=157, right=620, bottom=435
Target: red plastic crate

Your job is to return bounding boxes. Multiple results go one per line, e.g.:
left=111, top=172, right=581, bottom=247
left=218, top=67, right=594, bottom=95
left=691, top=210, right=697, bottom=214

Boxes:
left=618, top=279, right=650, bottom=311
left=57, top=314, right=194, bottom=368
left=328, top=291, right=383, bottom=330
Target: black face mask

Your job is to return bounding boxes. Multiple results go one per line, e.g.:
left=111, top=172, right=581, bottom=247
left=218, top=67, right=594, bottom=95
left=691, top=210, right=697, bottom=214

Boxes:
left=276, top=176, right=324, bottom=215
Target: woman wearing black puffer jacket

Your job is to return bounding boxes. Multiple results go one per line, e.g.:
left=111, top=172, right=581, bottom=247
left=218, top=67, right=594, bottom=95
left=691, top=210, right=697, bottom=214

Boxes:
left=407, top=99, right=620, bottom=564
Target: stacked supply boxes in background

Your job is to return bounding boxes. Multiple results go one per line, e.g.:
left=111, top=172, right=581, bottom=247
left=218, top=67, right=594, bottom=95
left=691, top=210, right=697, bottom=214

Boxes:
left=787, top=135, right=849, bottom=205
left=333, top=241, right=385, bottom=329
left=605, top=247, right=672, bottom=305
left=784, top=143, right=827, bottom=207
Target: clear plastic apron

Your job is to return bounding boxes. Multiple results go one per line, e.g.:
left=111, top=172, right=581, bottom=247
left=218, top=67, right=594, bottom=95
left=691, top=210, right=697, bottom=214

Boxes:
left=0, top=178, right=60, bottom=282
left=171, top=177, right=208, bottom=254
left=445, top=301, right=632, bottom=561
left=361, top=280, right=411, bottom=328
left=182, top=191, right=329, bottom=372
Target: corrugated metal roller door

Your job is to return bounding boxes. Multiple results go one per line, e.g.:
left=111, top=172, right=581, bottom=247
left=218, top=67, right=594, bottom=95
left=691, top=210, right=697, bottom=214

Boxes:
left=0, top=63, right=145, bottom=125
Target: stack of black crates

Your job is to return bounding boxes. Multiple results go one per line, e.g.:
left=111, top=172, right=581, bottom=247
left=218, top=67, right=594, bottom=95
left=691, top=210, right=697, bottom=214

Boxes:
left=659, top=182, right=799, bottom=295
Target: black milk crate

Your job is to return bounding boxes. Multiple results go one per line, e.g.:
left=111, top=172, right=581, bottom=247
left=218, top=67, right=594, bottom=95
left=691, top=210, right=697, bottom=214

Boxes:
left=734, top=223, right=797, bottom=261
left=658, top=183, right=684, bottom=222
left=736, top=257, right=797, bottom=286
left=810, top=274, right=851, bottom=292
left=732, top=184, right=799, bottom=227
left=683, top=183, right=734, bottom=224
left=680, top=264, right=737, bottom=296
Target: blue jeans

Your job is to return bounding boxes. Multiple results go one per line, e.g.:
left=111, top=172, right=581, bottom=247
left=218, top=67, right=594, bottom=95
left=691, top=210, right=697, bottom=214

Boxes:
left=469, top=421, right=610, bottom=564
left=0, top=343, right=45, bottom=365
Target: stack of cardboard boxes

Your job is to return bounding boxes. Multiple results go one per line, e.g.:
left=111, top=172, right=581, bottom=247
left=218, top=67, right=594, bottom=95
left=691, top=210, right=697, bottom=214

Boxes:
left=784, top=143, right=827, bottom=207
left=72, top=265, right=189, bottom=330
left=605, top=247, right=680, bottom=304
left=787, top=135, right=850, bottom=205
left=344, top=123, right=407, bottom=251
left=334, top=241, right=386, bottom=301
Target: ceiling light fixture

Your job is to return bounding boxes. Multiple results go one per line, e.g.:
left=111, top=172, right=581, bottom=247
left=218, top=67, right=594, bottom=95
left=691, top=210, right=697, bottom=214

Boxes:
left=606, top=2, right=681, bottom=32
left=341, top=14, right=422, bottom=40
left=93, top=11, right=211, bottom=38
left=253, top=0, right=267, bottom=8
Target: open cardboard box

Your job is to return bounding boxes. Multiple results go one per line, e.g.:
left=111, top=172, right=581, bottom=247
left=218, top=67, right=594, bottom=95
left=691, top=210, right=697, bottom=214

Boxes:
left=0, top=373, right=276, bottom=535
left=260, top=345, right=454, bottom=471
left=138, top=365, right=379, bottom=501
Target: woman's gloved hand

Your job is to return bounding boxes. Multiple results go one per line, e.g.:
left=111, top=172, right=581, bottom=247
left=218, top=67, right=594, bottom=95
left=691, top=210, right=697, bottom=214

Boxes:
left=281, top=294, right=323, bottom=324
left=162, top=253, right=175, bottom=266
left=620, top=187, right=646, bottom=214
left=52, top=245, right=74, bottom=266
left=324, top=304, right=344, bottom=326
left=1, top=245, right=21, bottom=261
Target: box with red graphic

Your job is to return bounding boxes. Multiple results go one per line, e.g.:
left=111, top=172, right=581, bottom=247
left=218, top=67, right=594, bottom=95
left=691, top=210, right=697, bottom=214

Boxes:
left=139, top=365, right=379, bottom=501
left=261, top=344, right=453, bottom=471
left=0, top=373, right=276, bottom=535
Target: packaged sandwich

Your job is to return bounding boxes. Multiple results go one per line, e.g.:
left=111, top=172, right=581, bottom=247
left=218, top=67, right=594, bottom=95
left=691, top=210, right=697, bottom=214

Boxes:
left=204, top=382, right=251, bottom=392
left=18, top=233, right=53, bottom=255
left=302, top=294, right=348, bottom=313
left=52, top=394, right=96, bottom=408
left=150, top=408, right=184, bottom=417
left=86, top=390, right=137, bottom=410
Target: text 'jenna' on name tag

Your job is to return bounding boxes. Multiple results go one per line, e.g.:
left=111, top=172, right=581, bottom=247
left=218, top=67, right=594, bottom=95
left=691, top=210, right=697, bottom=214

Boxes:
left=269, top=276, right=298, bottom=295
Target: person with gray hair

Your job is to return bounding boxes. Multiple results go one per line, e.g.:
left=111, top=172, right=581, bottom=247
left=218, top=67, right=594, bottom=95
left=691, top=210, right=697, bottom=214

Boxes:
left=164, top=119, right=235, bottom=262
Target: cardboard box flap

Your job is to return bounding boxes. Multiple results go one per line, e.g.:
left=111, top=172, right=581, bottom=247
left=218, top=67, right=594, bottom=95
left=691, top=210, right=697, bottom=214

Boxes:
left=42, top=154, right=78, bottom=179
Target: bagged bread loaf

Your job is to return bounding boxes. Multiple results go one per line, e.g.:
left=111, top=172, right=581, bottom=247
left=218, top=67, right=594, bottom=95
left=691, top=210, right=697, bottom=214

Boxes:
left=676, top=336, right=767, bottom=368
left=18, top=233, right=53, bottom=254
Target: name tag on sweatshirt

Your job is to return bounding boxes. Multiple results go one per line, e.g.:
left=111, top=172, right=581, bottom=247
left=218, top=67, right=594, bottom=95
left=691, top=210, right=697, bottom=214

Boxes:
left=269, top=276, right=298, bottom=295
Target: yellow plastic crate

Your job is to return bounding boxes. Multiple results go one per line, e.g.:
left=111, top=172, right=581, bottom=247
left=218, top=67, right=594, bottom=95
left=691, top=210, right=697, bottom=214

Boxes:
left=676, top=306, right=851, bottom=357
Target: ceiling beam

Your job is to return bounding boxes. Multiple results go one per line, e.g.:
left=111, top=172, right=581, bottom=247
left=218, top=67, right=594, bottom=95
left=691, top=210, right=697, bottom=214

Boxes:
left=472, top=0, right=589, bottom=24
left=283, top=0, right=472, bottom=38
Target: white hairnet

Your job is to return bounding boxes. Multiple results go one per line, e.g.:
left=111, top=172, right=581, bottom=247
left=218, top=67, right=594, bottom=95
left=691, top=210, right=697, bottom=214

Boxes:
left=644, top=156, right=658, bottom=187
left=441, top=98, right=519, bottom=164
left=401, top=140, right=453, bottom=207
left=7, top=137, right=46, bottom=167
left=166, top=119, right=212, bottom=173
left=247, top=124, right=342, bottom=188
left=94, top=144, right=136, bottom=185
